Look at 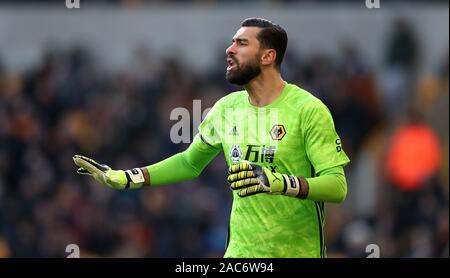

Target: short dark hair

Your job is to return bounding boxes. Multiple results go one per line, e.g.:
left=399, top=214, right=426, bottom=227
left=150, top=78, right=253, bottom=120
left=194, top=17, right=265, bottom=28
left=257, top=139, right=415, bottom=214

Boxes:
left=241, top=18, right=288, bottom=68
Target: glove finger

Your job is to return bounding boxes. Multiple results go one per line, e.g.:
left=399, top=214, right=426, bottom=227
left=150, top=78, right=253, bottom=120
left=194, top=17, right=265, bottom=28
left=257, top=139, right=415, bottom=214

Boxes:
left=227, top=171, right=255, bottom=183
left=73, top=155, right=109, bottom=176
left=230, top=178, right=260, bottom=190
left=73, top=155, right=111, bottom=172
left=238, top=184, right=267, bottom=197
left=228, top=161, right=253, bottom=174
left=77, top=168, right=92, bottom=175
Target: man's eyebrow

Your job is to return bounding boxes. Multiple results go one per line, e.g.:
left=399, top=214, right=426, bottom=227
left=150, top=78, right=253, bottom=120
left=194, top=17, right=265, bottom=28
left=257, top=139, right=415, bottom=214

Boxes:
left=232, top=37, right=249, bottom=43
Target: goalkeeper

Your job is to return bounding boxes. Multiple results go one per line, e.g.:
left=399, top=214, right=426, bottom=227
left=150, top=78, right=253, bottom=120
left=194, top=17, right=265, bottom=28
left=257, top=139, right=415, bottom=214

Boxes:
left=73, top=18, right=350, bottom=258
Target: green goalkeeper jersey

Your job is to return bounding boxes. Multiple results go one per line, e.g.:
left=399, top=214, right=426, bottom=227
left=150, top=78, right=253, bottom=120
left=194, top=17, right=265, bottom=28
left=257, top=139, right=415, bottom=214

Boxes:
left=198, top=82, right=350, bottom=258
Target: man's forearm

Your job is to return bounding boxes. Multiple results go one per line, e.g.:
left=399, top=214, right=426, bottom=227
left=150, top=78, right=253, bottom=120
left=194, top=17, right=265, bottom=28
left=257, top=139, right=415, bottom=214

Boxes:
left=145, top=152, right=202, bottom=186
left=145, top=136, right=220, bottom=186
left=140, top=166, right=151, bottom=185
left=305, top=166, right=347, bottom=203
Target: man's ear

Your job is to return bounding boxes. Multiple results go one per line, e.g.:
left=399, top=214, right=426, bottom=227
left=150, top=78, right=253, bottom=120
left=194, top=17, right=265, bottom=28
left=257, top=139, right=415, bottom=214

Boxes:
left=260, top=49, right=277, bottom=66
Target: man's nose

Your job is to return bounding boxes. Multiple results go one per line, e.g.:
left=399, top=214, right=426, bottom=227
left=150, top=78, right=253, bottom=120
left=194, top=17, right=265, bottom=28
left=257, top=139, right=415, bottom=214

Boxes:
left=226, top=44, right=236, bottom=56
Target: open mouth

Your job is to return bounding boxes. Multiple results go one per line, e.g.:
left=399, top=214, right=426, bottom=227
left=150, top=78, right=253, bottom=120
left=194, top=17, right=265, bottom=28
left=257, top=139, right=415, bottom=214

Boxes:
left=227, top=58, right=237, bottom=71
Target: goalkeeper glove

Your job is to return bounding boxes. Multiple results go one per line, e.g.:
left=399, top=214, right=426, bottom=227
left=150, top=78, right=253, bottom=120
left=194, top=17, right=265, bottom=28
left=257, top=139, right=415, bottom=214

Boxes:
left=73, top=155, right=147, bottom=189
left=227, top=161, right=309, bottom=198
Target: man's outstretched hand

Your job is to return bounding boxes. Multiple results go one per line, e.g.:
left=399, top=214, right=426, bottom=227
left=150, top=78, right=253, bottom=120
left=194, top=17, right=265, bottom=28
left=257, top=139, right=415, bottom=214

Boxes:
left=73, top=155, right=146, bottom=189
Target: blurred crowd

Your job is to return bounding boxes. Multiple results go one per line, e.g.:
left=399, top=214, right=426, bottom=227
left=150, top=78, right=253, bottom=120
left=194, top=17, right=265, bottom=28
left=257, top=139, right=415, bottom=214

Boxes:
left=0, top=18, right=448, bottom=258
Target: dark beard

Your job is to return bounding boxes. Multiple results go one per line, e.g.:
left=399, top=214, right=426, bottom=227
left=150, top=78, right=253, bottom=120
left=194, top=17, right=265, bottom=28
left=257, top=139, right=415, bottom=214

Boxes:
left=226, top=59, right=261, bottom=86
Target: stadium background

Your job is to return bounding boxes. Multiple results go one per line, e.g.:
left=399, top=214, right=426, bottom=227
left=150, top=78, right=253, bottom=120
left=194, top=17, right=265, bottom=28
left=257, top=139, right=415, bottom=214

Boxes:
left=0, top=0, right=448, bottom=257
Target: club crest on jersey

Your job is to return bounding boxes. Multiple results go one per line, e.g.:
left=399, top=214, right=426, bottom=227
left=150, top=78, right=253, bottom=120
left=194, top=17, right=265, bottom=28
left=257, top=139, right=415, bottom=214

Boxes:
left=230, top=144, right=243, bottom=163
left=270, top=124, right=286, bottom=141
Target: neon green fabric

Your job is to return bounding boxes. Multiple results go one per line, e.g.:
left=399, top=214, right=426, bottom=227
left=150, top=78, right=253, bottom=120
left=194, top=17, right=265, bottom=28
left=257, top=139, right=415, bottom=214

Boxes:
left=306, top=166, right=347, bottom=203
left=147, top=134, right=220, bottom=185
left=198, top=83, right=350, bottom=257
left=147, top=82, right=350, bottom=257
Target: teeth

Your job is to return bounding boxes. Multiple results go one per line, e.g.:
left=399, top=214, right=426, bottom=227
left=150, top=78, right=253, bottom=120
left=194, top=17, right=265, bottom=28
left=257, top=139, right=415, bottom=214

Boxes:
left=227, top=58, right=236, bottom=71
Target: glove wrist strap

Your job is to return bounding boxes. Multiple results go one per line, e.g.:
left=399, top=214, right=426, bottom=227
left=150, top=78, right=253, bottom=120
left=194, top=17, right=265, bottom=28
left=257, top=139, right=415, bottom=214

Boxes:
left=282, top=175, right=309, bottom=199
left=282, top=174, right=300, bottom=197
left=124, top=168, right=146, bottom=189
